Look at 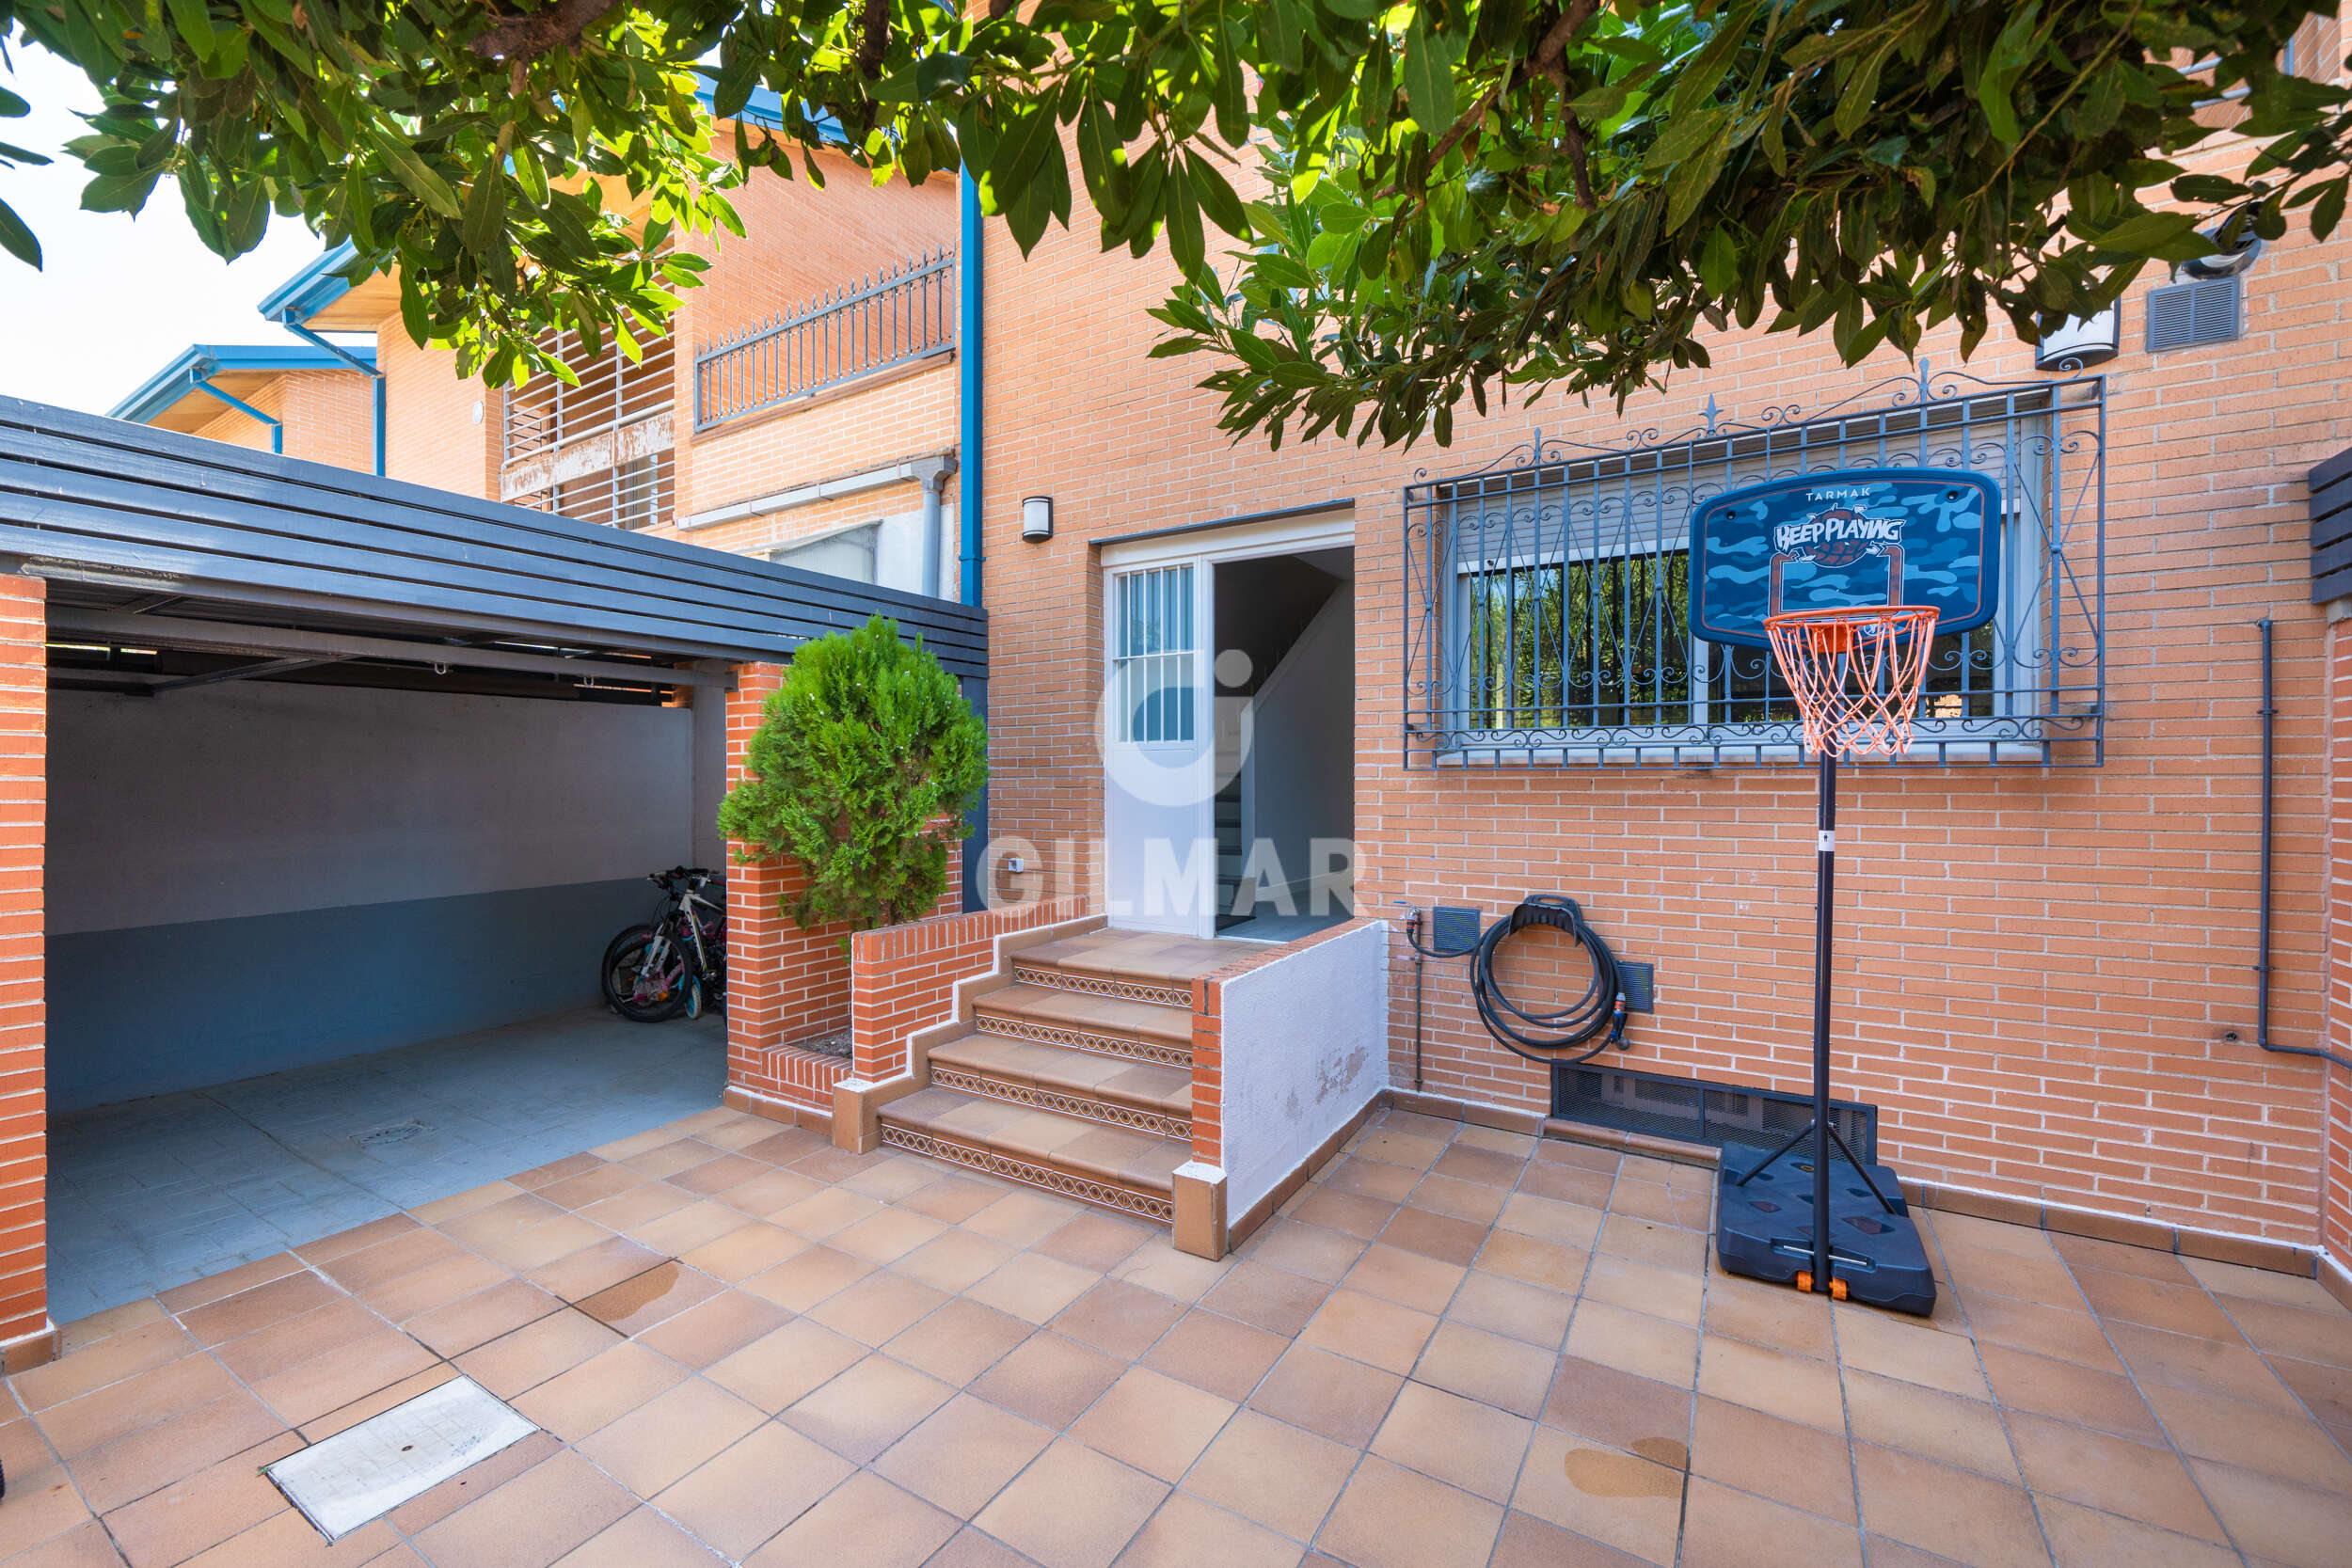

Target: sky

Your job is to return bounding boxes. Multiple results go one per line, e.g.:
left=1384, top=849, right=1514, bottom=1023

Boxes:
left=0, top=44, right=336, bottom=416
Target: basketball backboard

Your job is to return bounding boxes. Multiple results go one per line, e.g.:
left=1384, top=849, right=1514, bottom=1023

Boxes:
left=1688, top=468, right=2001, bottom=650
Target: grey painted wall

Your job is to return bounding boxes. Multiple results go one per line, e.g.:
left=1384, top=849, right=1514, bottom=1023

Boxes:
left=1249, top=585, right=1356, bottom=907
left=48, top=683, right=695, bottom=1107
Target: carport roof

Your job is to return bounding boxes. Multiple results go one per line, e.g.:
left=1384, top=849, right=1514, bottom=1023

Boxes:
left=1, top=393, right=985, bottom=690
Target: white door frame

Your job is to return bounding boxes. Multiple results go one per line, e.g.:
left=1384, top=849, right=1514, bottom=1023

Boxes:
left=1099, top=508, right=1356, bottom=935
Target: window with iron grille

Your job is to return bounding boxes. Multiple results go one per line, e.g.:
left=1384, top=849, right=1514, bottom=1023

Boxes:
left=501, top=329, right=677, bottom=530
left=1403, top=370, right=2107, bottom=767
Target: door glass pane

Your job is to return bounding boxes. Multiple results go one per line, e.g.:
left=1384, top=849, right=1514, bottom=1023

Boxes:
left=1113, top=564, right=1196, bottom=742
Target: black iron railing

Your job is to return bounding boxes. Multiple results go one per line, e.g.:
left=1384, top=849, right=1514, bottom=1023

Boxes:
left=693, top=247, right=956, bottom=430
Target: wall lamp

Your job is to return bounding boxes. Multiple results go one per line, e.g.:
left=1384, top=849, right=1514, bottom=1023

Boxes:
left=1021, top=496, right=1055, bottom=542
left=2033, top=304, right=2122, bottom=372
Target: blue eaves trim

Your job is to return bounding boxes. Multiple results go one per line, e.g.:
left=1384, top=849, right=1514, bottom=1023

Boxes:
left=255, top=241, right=362, bottom=328
left=697, top=84, right=846, bottom=145
left=109, top=342, right=381, bottom=426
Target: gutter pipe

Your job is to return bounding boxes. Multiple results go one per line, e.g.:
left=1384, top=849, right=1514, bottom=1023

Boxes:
left=277, top=317, right=386, bottom=476
left=189, top=372, right=283, bottom=455
left=958, top=176, right=982, bottom=608
left=2249, top=616, right=2352, bottom=1074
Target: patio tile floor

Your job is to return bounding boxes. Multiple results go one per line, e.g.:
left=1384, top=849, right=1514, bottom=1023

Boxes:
left=6, top=1101, right=2351, bottom=1567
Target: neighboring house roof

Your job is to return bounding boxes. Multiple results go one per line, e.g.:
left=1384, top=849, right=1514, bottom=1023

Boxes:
left=110, top=343, right=380, bottom=436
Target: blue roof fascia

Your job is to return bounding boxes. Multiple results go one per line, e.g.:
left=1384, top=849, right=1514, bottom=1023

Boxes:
left=695, top=85, right=845, bottom=145
left=255, top=242, right=363, bottom=328
left=109, top=342, right=381, bottom=425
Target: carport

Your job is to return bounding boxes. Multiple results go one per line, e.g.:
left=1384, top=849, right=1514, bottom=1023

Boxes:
left=0, top=394, right=984, bottom=1360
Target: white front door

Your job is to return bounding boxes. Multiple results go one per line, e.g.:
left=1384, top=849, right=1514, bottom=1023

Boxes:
left=1102, top=562, right=1216, bottom=935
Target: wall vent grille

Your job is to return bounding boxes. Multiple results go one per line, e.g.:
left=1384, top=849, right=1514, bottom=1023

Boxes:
left=2145, top=276, right=2241, bottom=351
left=1551, top=1063, right=1878, bottom=1165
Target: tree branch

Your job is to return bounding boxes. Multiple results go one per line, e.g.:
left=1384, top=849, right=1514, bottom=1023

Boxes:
left=855, top=0, right=890, bottom=79
left=469, top=0, right=618, bottom=62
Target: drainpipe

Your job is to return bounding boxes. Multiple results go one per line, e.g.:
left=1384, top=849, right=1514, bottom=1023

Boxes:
left=189, top=368, right=282, bottom=454
left=2245, top=617, right=2352, bottom=1073
left=919, top=457, right=956, bottom=600
left=277, top=318, right=386, bottom=476
left=958, top=175, right=982, bottom=608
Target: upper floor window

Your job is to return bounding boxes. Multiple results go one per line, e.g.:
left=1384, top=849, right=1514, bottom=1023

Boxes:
left=501, top=330, right=676, bottom=530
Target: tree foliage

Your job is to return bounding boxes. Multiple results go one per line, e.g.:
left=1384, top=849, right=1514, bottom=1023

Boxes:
left=4, top=0, right=2345, bottom=439
left=716, top=615, right=986, bottom=935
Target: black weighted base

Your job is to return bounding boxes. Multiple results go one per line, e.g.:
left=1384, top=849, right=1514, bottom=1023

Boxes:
left=1714, top=1142, right=1937, bottom=1316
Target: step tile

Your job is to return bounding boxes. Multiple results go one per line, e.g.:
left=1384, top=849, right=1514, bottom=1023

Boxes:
left=975, top=983, right=1192, bottom=1049
left=930, top=1033, right=1192, bottom=1120
left=881, top=1089, right=1185, bottom=1199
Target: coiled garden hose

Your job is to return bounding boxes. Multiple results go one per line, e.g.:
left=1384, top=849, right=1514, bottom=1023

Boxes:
left=1470, top=895, right=1629, bottom=1065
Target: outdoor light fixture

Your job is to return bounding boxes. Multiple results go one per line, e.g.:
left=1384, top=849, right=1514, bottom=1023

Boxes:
left=1021, top=496, right=1054, bottom=542
left=2034, top=304, right=2122, bottom=371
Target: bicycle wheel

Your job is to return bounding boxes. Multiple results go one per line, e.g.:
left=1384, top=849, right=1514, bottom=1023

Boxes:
left=604, top=927, right=689, bottom=1022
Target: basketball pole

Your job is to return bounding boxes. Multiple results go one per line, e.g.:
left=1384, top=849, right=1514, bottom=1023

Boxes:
left=1809, top=750, right=1837, bottom=1294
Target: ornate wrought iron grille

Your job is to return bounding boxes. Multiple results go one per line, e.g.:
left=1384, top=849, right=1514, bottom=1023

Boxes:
left=1403, top=369, right=2106, bottom=768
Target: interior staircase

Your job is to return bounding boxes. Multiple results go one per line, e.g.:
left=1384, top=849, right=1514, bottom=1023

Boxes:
left=876, top=929, right=1232, bottom=1227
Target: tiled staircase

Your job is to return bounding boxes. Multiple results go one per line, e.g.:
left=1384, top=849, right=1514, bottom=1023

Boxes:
left=876, top=930, right=1232, bottom=1227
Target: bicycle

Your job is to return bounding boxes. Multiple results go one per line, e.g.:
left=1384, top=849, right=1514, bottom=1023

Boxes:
left=601, top=867, right=725, bottom=1022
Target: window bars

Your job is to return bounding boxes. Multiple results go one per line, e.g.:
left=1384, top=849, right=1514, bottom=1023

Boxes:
left=1402, top=368, right=2107, bottom=768
left=693, top=247, right=957, bottom=430
left=501, top=328, right=678, bottom=531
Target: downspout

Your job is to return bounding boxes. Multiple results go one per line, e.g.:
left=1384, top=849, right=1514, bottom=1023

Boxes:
left=919, top=458, right=955, bottom=600
left=189, top=370, right=282, bottom=455
left=277, top=318, right=386, bottom=476
left=958, top=175, right=982, bottom=608
left=2247, top=616, right=2352, bottom=1073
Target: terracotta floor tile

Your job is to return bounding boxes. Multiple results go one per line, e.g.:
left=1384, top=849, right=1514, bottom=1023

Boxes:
left=182, top=1504, right=402, bottom=1566
left=102, top=1432, right=300, bottom=1568
left=2268, top=1352, right=2352, bottom=1434
left=2138, top=1377, right=2352, bottom=1494
left=635, top=1287, right=793, bottom=1369
left=512, top=1341, right=688, bottom=1442
left=2071, top=1267, right=2245, bottom=1341
left=883, top=1297, right=1034, bottom=1387
left=1703, top=1276, right=1836, bottom=1359
left=63, top=1388, right=288, bottom=1515
left=972, top=1437, right=1168, bottom=1568
left=1184, top=1409, right=1359, bottom=1540
left=1689, top=1393, right=1851, bottom=1522
left=2187, top=1458, right=2352, bottom=1568
left=574, top=1180, right=698, bottom=1234
left=671, top=1152, right=770, bottom=1197
left=745, top=1470, right=961, bottom=1568
left=2052, top=1232, right=2195, bottom=1285
left=515, top=1152, right=608, bottom=1190
left=294, top=1366, right=459, bottom=1441
left=971, top=1330, right=1127, bottom=1428
left=441, top=1192, right=567, bottom=1249
left=1505, top=1438, right=1693, bottom=1568
left=838, top=1154, right=950, bottom=1202
left=209, top=1298, right=383, bottom=1384
left=1851, top=1444, right=2049, bottom=1568
left=892, top=1228, right=1017, bottom=1294
left=830, top=1207, right=950, bottom=1265
left=803, top=1269, right=952, bottom=1347
left=652, top=1420, right=852, bottom=1557
left=472, top=1213, right=611, bottom=1275
left=317, top=1228, right=462, bottom=1294
left=1052, top=1279, right=1187, bottom=1360
left=248, top=1328, right=441, bottom=1426
left=1070, top=1367, right=1236, bottom=1482
left=1369, top=1379, right=1534, bottom=1504
left=1409, top=1173, right=1512, bottom=1227
left=1677, top=1477, right=1864, bottom=1568
left=2105, top=1320, right=2303, bottom=1410
left=2030, top=1495, right=2240, bottom=1568
left=532, top=1162, right=651, bottom=1213
left=1575, top=1252, right=1706, bottom=1328
left=1377, top=1207, right=1489, bottom=1268
left=359, top=1251, right=512, bottom=1323
left=1298, top=1289, right=1438, bottom=1375
left=1200, top=1261, right=1333, bottom=1337
left=4, top=1521, right=127, bottom=1568
left=1696, top=1335, right=1846, bottom=1432
left=1351, top=1129, right=1446, bottom=1171
left=1431, top=1145, right=1526, bottom=1191
left=574, top=1261, right=724, bottom=1336
left=1562, top=1301, right=1697, bottom=1388
left=1037, top=1212, right=1160, bottom=1273
left=385, top=1431, right=566, bottom=1536
left=874, top=1391, right=1055, bottom=1517
left=1488, top=1508, right=1655, bottom=1568
left=1115, top=1491, right=1303, bottom=1568
left=1960, top=1290, right=2125, bottom=1370
left=1835, top=1304, right=1991, bottom=1400
left=893, top=1174, right=1007, bottom=1225
left=36, top=1352, right=244, bottom=1458
left=1248, top=1343, right=1404, bottom=1448
left=296, top=1212, right=423, bottom=1262
left=1110, top=1238, right=1236, bottom=1303
left=1139, top=1307, right=1288, bottom=1402
left=575, top=1376, right=764, bottom=1497
left=180, top=1271, right=345, bottom=1346
left=1322, top=1156, right=1422, bottom=1206
left=623, top=1199, right=755, bottom=1258
left=1417, top=1321, right=1566, bottom=1418
left=1320, top=1453, right=1509, bottom=1568
left=1291, top=1189, right=1404, bottom=1242
left=57, top=1298, right=167, bottom=1357
left=967, top=1255, right=1104, bottom=1326
left=704, top=1317, right=867, bottom=1413
left=1340, top=1244, right=1467, bottom=1314
left=153, top=1253, right=302, bottom=1315
left=406, top=1277, right=565, bottom=1356
left=1540, top=1354, right=1693, bottom=1459
left=0, top=1465, right=95, bottom=1560
left=410, top=1180, right=525, bottom=1227
left=2226, top=1295, right=2352, bottom=1369
left=729, top=1127, right=830, bottom=1167
left=624, top=1138, right=727, bottom=1180
left=549, top=1506, right=727, bottom=1567
left=2004, top=1410, right=2224, bottom=1543
left=517, top=1235, right=659, bottom=1304
left=1977, top=1343, right=2161, bottom=1442
left=774, top=1186, right=888, bottom=1240
left=964, top=1190, right=1089, bottom=1247
left=2183, top=1257, right=2345, bottom=1313
left=1595, top=1214, right=1707, bottom=1275
left=1841, top=1368, right=2016, bottom=1481
left=739, top=1243, right=877, bottom=1312
left=784, top=1354, right=955, bottom=1462
left=453, top=1307, right=621, bottom=1400
left=1241, top=1220, right=1369, bottom=1284
left=1474, top=1231, right=1590, bottom=1293
left=714, top=1167, right=825, bottom=1221
left=413, top=1449, right=637, bottom=1568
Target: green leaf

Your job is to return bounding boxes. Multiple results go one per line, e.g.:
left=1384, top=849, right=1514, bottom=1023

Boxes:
left=461, top=170, right=507, bottom=261
left=376, top=134, right=462, bottom=220
left=1400, top=15, right=1457, bottom=134
left=1188, top=153, right=1248, bottom=240
left=0, top=87, right=27, bottom=119
left=2090, top=210, right=2202, bottom=256
left=1978, top=4, right=2041, bottom=144
left=0, top=199, right=40, bottom=268
left=2312, top=179, right=2347, bottom=243
left=1697, top=226, right=1738, bottom=295
left=1164, top=156, right=1203, bottom=274
left=165, top=0, right=216, bottom=56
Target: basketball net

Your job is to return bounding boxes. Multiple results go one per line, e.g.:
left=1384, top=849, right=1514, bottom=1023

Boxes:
left=1762, top=606, right=1939, bottom=758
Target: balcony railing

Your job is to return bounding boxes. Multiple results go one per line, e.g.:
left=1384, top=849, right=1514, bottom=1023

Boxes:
left=694, top=247, right=956, bottom=430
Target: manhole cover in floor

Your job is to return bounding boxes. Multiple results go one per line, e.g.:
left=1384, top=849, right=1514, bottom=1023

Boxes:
left=267, top=1375, right=536, bottom=1540
left=353, top=1119, right=431, bottom=1148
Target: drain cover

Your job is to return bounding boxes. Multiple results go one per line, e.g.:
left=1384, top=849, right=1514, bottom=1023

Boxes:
left=266, top=1375, right=535, bottom=1540
left=354, top=1119, right=430, bottom=1148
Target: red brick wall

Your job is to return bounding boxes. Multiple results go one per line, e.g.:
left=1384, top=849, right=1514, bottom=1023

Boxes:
left=184, top=370, right=374, bottom=471
left=0, top=576, right=44, bottom=1347
left=976, top=118, right=2352, bottom=1247
left=2326, top=617, right=2352, bottom=1264
left=849, top=895, right=1089, bottom=1081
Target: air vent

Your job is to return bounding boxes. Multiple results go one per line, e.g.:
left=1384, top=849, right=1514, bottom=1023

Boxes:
left=2145, top=275, right=2240, bottom=351
left=1551, top=1062, right=1878, bottom=1164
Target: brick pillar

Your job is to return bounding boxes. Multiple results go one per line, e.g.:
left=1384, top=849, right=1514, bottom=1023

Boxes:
left=723, top=662, right=856, bottom=1125
left=0, top=576, right=48, bottom=1367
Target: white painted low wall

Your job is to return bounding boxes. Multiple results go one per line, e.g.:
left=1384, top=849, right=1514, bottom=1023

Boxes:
left=1216, top=921, right=1391, bottom=1223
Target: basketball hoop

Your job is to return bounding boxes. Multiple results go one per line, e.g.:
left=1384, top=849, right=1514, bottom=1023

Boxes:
left=1764, top=605, right=1939, bottom=758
